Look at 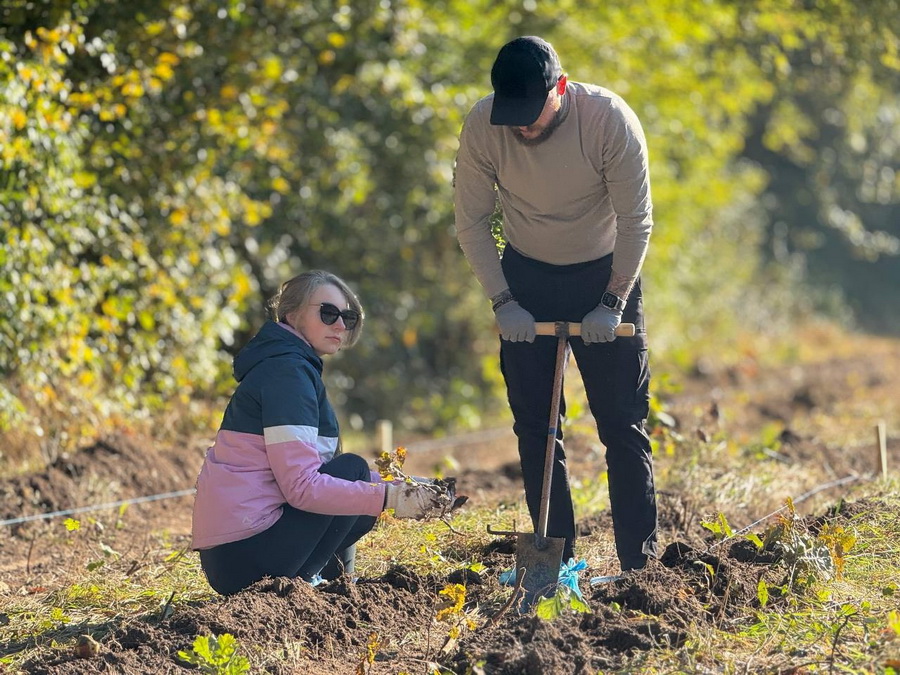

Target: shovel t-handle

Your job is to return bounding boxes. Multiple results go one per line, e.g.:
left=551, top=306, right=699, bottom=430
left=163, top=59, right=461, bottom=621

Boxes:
left=534, top=322, right=636, bottom=337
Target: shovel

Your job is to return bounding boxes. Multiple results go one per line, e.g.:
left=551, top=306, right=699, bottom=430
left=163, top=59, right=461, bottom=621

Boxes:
left=489, top=320, right=636, bottom=611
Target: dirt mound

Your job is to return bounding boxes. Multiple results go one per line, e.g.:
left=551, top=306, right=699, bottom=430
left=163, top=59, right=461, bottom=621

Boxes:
left=5, top=517, right=853, bottom=675
left=456, top=461, right=522, bottom=494
left=19, top=566, right=448, bottom=674
left=805, top=496, right=881, bottom=534
left=15, top=543, right=773, bottom=674
left=448, top=604, right=688, bottom=674
left=0, top=434, right=199, bottom=531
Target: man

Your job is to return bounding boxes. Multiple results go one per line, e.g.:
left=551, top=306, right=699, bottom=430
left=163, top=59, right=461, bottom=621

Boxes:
left=453, top=36, right=657, bottom=572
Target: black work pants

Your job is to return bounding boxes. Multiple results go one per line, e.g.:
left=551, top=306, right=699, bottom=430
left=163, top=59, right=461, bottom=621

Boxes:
left=500, top=246, right=658, bottom=570
left=199, top=453, right=378, bottom=595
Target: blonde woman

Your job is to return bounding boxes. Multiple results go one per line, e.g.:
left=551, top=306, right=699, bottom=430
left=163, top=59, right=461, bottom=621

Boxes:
left=192, top=270, right=451, bottom=594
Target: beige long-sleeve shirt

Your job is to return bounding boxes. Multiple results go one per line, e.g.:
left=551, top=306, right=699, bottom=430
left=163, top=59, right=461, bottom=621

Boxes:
left=453, top=81, right=653, bottom=299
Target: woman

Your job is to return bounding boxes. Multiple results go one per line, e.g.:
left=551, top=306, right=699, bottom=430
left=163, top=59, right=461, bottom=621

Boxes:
left=192, top=270, right=450, bottom=595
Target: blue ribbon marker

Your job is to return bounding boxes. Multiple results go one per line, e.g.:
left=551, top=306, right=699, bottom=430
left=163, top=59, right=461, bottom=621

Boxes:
left=558, top=558, right=587, bottom=600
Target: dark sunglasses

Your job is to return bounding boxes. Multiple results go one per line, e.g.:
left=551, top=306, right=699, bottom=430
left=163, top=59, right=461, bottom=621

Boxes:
left=315, top=302, right=360, bottom=330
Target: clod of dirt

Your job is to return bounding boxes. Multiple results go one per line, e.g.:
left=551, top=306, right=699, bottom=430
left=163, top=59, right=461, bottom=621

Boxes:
left=447, top=567, right=485, bottom=586
left=659, top=541, right=780, bottom=619
left=590, top=562, right=706, bottom=627
left=450, top=604, right=688, bottom=674
left=450, top=615, right=599, bottom=674
left=576, top=512, right=613, bottom=537
left=73, top=634, right=100, bottom=659
left=806, top=497, right=877, bottom=534
left=727, top=538, right=781, bottom=564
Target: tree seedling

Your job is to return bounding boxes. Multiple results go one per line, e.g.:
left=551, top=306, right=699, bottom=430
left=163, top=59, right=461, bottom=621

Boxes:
left=177, top=633, right=250, bottom=674
left=535, top=586, right=591, bottom=620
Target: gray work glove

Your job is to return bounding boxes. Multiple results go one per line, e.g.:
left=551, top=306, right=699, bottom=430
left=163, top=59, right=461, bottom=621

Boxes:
left=581, top=304, right=622, bottom=344
left=384, top=482, right=453, bottom=520
left=495, top=301, right=536, bottom=343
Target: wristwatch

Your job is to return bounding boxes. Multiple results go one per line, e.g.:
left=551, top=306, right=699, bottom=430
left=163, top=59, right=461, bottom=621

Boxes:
left=491, top=288, right=515, bottom=312
left=600, top=291, right=626, bottom=312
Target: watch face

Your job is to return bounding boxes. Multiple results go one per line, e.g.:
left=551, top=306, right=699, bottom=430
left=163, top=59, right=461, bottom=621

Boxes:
left=601, top=291, right=623, bottom=310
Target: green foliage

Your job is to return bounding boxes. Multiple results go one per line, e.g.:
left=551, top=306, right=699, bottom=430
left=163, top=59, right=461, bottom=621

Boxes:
left=0, top=4, right=258, bottom=454
left=177, top=633, right=250, bottom=675
left=764, top=515, right=849, bottom=589
left=746, top=422, right=785, bottom=461
left=735, top=1, right=900, bottom=332
left=534, top=587, right=591, bottom=620
left=757, top=578, right=769, bottom=608
left=888, top=610, right=900, bottom=637
left=701, top=512, right=735, bottom=540
left=1, top=0, right=897, bottom=449
left=569, top=471, right=610, bottom=517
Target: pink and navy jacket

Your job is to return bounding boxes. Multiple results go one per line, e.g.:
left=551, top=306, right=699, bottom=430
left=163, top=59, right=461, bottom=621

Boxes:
left=191, top=320, right=386, bottom=550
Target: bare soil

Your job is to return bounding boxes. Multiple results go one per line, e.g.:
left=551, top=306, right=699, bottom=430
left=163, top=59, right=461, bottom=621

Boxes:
left=1, top=333, right=898, bottom=674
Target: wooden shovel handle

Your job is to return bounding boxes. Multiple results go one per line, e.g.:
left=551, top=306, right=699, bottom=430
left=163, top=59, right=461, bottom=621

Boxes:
left=534, top=322, right=636, bottom=337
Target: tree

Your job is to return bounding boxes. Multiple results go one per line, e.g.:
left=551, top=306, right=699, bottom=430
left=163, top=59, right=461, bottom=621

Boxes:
left=2, top=0, right=896, bottom=455
left=734, top=0, right=900, bottom=332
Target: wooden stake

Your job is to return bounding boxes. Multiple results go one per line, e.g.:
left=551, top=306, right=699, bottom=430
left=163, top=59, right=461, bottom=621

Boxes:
left=376, top=419, right=393, bottom=455
left=876, top=421, right=888, bottom=479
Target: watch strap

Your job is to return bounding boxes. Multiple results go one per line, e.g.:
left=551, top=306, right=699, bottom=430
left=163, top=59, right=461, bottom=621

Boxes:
left=491, top=289, right=515, bottom=312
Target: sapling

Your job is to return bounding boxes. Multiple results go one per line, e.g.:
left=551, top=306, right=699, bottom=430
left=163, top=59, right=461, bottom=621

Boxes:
left=762, top=498, right=855, bottom=589
left=374, top=446, right=410, bottom=483
left=434, top=583, right=477, bottom=658
left=375, top=446, right=467, bottom=517
left=354, top=632, right=378, bottom=675
left=701, top=511, right=734, bottom=540
left=535, top=586, right=591, bottom=620
left=177, top=633, right=250, bottom=674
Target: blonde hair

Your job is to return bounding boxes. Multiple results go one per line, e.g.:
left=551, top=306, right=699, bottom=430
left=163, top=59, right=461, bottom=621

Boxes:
left=268, top=270, right=364, bottom=348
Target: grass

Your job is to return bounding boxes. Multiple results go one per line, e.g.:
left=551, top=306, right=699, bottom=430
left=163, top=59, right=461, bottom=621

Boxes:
left=2, top=321, right=900, bottom=673
left=639, top=484, right=900, bottom=674
left=3, top=454, right=898, bottom=673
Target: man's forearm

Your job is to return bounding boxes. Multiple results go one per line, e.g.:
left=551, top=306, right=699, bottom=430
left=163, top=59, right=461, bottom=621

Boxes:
left=606, top=270, right=636, bottom=300
left=608, top=214, right=651, bottom=303
left=456, top=222, right=509, bottom=299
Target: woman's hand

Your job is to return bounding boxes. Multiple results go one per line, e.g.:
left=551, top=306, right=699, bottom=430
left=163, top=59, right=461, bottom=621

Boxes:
left=384, top=482, right=454, bottom=520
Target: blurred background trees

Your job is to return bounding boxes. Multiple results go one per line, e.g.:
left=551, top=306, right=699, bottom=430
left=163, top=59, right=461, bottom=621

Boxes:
left=1, top=0, right=897, bottom=458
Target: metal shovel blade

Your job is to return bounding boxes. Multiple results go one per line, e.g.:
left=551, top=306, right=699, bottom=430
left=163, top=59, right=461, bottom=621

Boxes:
left=516, top=532, right=565, bottom=612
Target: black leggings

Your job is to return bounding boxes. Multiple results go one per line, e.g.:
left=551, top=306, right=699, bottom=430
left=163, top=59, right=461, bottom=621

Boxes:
left=199, top=453, right=378, bottom=595
left=500, top=246, right=658, bottom=570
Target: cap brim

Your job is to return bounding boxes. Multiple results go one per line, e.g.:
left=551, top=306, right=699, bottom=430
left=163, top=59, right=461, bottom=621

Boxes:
left=490, top=94, right=547, bottom=126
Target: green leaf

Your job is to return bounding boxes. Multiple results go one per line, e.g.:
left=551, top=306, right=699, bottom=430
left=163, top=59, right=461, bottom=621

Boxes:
left=718, top=512, right=734, bottom=538
left=177, top=633, right=249, bottom=674
left=534, top=593, right=566, bottom=621
left=693, top=560, right=716, bottom=578
left=99, top=542, right=120, bottom=557
left=757, top=578, right=769, bottom=608
left=888, top=610, right=900, bottom=637
left=535, top=588, right=590, bottom=620
left=192, top=635, right=213, bottom=662
left=568, top=593, right=591, bottom=614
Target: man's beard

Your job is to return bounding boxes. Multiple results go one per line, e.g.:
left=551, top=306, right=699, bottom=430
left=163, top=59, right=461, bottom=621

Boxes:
left=511, top=110, right=563, bottom=146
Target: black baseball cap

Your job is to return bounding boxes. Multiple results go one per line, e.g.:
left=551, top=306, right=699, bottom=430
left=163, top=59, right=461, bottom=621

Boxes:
left=490, top=36, right=562, bottom=126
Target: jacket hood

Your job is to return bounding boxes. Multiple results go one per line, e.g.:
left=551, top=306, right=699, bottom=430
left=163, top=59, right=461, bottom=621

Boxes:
left=233, top=321, right=322, bottom=381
